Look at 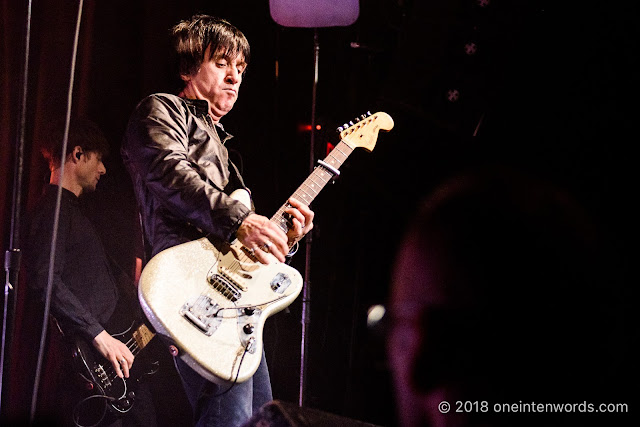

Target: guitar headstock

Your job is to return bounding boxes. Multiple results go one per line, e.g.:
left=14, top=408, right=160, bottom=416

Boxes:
left=339, top=112, right=394, bottom=152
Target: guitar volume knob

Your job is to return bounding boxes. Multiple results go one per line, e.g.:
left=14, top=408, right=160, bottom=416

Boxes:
left=243, top=324, right=254, bottom=334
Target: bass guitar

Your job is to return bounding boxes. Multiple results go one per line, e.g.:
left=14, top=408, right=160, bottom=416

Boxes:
left=138, top=112, right=393, bottom=384
left=70, top=321, right=157, bottom=416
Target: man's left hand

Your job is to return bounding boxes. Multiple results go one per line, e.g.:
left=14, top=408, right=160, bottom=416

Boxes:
left=285, top=198, right=314, bottom=247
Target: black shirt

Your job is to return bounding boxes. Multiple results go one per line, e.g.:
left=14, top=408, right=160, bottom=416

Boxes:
left=24, top=185, right=119, bottom=341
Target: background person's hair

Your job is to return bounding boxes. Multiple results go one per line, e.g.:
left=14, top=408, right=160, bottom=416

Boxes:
left=171, top=14, right=250, bottom=78
left=41, top=118, right=109, bottom=170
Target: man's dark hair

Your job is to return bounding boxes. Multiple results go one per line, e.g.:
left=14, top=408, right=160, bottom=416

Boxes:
left=41, top=118, right=109, bottom=169
left=171, top=14, right=250, bottom=78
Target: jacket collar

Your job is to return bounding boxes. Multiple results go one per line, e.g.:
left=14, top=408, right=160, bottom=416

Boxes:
left=181, top=97, right=233, bottom=141
left=182, top=97, right=210, bottom=117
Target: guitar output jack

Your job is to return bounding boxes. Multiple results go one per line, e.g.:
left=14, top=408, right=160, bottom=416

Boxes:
left=168, top=345, right=179, bottom=357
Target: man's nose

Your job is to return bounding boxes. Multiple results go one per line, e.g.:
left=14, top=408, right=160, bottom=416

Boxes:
left=226, top=68, right=240, bottom=84
left=99, top=162, right=106, bottom=175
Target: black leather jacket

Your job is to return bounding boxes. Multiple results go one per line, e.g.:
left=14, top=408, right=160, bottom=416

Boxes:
left=121, top=93, right=251, bottom=258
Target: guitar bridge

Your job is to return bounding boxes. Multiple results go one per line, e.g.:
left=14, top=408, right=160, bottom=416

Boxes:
left=95, top=364, right=112, bottom=388
left=180, top=295, right=222, bottom=336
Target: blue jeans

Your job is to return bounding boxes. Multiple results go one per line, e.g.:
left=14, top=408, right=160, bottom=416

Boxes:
left=174, top=352, right=273, bottom=427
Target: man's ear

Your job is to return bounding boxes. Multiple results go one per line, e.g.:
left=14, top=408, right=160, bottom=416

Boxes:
left=71, top=146, right=84, bottom=162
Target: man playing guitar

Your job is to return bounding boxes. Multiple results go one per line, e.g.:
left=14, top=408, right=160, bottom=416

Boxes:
left=24, top=118, right=156, bottom=426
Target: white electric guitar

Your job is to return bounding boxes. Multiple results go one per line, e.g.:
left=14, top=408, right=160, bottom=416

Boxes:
left=138, top=112, right=394, bottom=384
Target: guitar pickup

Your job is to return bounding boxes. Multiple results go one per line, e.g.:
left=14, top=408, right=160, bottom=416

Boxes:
left=270, top=273, right=291, bottom=294
left=208, top=273, right=242, bottom=301
left=217, top=266, right=249, bottom=290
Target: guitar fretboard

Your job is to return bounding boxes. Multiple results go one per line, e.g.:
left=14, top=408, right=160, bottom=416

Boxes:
left=131, top=323, right=155, bottom=354
left=270, top=140, right=354, bottom=236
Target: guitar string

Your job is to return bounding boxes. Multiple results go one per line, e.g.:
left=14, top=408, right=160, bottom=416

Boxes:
left=102, top=337, right=143, bottom=383
left=228, top=137, right=352, bottom=267
left=213, top=125, right=361, bottom=278
left=104, top=130, right=361, bottom=389
left=218, top=138, right=355, bottom=293
left=96, top=137, right=358, bottom=386
left=176, top=137, right=356, bottom=363
left=104, top=127, right=365, bottom=389
left=201, top=138, right=354, bottom=306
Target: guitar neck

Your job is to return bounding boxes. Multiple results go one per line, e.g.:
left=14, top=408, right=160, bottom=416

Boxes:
left=270, top=140, right=354, bottom=229
left=131, top=323, right=155, bottom=354
left=268, top=111, right=394, bottom=238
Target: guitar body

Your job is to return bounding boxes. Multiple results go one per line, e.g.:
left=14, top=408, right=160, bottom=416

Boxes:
left=138, top=111, right=393, bottom=384
left=138, top=236, right=303, bottom=384
left=70, top=322, right=158, bottom=416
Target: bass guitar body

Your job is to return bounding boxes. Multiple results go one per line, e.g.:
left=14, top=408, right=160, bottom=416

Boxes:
left=69, top=322, right=158, bottom=419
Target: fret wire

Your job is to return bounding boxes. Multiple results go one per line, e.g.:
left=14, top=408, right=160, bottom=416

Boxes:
left=298, top=191, right=317, bottom=203
left=306, top=176, right=322, bottom=190
left=291, top=197, right=310, bottom=208
left=326, top=141, right=352, bottom=161
left=325, top=154, right=340, bottom=167
left=303, top=181, right=325, bottom=194
left=296, top=187, right=314, bottom=200
left=333, top=145, right=349, bottom=157
left=269, top=139, right=358, bottom=225
left=327, top=149, right=346, bottom=164
left=315, top=169, right=331, bottom=183
left=327, top=151, right=348, bottom=165
left=300, top=182, right=319, bottom=196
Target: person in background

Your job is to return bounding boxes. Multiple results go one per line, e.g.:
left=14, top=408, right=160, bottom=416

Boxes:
left=24, top=118, right=157, bottom=426
left=387, top=168, right=627, bottom=427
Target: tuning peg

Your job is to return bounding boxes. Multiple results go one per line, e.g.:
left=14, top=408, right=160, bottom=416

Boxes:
left=343, top=123, right=349, bottom=129
left=337, top=126, right=344, bottom=132
left=354, top=117, right=360, bottom=123
left=360, top=114, right=366, bottom=120
left=349, top=121, right=354, bottom=126
left=367, top=111, right=372, bottom=116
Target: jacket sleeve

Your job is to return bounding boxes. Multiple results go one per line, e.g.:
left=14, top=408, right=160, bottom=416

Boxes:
left=26, top=201, right=105, bottom=341
left=121, top=95, right=251, bottom=243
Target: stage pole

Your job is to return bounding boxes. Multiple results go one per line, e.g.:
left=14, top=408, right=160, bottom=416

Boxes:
left=0, top=0, right=33, bottom=417
left=299, top=28, right=319, bottom=407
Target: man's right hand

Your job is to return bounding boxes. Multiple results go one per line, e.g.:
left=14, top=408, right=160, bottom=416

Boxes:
left=92, top=330, right=135, bottom=378
left=236, top=213, right=289, bottom=264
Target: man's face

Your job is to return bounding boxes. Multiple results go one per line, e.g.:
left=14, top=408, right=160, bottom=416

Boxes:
left=187, top=46, right=246, bottom=121
left=76, top=151, right=106, bottom=193
left=388, top=237, right=457, bottom=427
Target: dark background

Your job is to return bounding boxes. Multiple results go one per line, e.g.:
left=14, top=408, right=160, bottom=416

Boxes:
left=1, top=0, right=636, bottom=425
